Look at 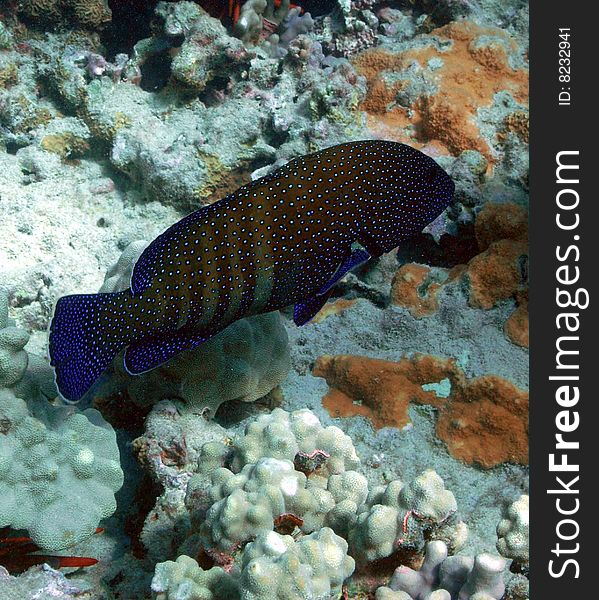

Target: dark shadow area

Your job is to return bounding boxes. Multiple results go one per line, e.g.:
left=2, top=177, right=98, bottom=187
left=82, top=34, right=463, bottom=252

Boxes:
left=103, top=0, right=158, bottom=59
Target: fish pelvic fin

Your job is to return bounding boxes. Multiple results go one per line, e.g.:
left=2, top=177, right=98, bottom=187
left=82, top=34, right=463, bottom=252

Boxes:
left=49, top=291, right=131, bottom=402
left=123, top=325, right=210, bottom=375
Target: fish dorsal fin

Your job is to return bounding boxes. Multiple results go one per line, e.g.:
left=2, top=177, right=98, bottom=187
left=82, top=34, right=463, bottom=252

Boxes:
left=130, top=206, right=213, bottom=295
left=317, top=243, right=371, bottom=296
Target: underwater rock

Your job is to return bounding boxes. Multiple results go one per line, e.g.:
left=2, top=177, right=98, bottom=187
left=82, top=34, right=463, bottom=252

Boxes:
left=0, top=564, right=91, bottom=599
left=156, top=1, right=252, bottom=93
left=37, top=116, right=91, bottom=159
left=389, top=202, right=528, bottom=347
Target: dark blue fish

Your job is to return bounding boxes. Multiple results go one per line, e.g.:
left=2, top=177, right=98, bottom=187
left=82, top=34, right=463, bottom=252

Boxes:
left=49, top=140, right=454, bottom=401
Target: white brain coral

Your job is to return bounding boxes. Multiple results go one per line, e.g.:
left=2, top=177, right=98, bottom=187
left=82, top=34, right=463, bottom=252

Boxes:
left=200, top=458, right=336, bottom=552
left=349, top=471, right=459, bottom=563
left=240, top=528, right=355, bottom=600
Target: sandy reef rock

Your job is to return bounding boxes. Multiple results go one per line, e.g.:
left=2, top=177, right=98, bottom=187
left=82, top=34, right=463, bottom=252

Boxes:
left=0, top=564, right=92, bottom=600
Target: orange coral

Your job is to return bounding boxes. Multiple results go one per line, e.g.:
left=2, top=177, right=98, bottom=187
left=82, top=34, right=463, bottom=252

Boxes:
left=353, top=21, right=528, bottom=159
left=466, top=202, right=528, bottom=310
left=390, top=264, right=465, bottom=318
left=436, top=373, right=528, bottom=468
left=474, top=201, right=528, bottom=251
left=313, top=354, right=528, bottom=468
left=313, top=354, right=458, bottom=429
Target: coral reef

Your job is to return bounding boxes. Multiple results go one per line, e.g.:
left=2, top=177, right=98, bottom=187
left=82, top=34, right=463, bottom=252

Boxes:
left=146, top=409, right=466, bottom=598
left=355, top=20, right=528, bottom=161
left=19, top=0, right=112, bottom=30
left=0, top=292, right=123, bottom=552
left=0, top=0, right=529, bottom=597
left=377, top=540, right=506, bottom=600
left=157, top=1, right=252, bottom=93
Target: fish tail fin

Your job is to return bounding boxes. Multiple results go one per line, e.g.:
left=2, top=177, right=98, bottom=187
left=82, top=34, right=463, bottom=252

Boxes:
left=49, top=291, right=131, bottom=402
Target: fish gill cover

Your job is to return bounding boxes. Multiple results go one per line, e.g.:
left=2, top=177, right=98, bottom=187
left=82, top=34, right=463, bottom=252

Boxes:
left=0, top=0, right=528, bottom=598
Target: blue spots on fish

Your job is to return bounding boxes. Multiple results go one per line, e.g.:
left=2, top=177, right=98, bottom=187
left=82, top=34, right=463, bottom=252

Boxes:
left=49, top=140, right=455, bottom=402
left=123, top=325, right=210, bottom=375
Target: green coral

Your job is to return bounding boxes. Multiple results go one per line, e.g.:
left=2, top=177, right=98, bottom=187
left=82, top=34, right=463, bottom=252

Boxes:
left=0, top=389, right=124, bottom=551
left=19, top=0, right=111, bottom=30
left=0, top=292, right=123, bottom=552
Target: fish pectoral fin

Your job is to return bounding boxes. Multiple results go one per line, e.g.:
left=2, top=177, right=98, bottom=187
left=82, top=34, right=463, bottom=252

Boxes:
left=124, top=325, right=210, bottom=375
left=317, top=243, right=372, bottom=296
left=293, top=290, right=333, bottom=326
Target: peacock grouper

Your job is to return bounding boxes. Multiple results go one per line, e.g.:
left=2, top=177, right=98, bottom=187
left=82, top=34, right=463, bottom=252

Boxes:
left=49, top=140, right=455, bottom=401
